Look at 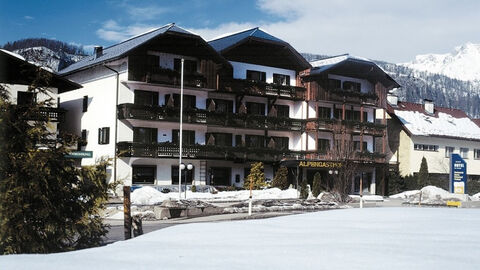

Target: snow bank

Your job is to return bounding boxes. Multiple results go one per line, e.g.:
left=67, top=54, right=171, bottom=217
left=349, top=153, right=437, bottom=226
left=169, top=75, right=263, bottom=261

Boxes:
left=471, top=192, right=480, bottom=201
left=390, top=186, right=470, bottom=203
left=394, top=110, right=480, bottom=139
left=2, top=208, right=480, bottom=270
left=130, top=187, right=299, bottom=205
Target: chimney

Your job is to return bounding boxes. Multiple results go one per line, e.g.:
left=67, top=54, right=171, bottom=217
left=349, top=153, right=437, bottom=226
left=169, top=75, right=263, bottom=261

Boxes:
left=387, top=93, right=398, bottom=106
left=93, top=46, right=103, bottom=59
left=424, top=99, right=434, bottom=114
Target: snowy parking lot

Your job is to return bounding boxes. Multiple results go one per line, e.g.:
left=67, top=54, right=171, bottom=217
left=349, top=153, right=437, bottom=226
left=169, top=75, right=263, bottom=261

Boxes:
left=1, top=207, right=479, bottom=269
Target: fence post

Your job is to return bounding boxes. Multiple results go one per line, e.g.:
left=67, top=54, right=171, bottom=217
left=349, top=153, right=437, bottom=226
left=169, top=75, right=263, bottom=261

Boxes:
left=124, top=186, right=132, bottom=240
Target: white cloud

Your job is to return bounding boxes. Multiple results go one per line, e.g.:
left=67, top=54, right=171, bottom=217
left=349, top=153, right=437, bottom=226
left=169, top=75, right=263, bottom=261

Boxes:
left=24, top=15, right=34, bottom=20
left=194, top=0, right=480, bottom=63
left=96, top=20, right=161, bottom=42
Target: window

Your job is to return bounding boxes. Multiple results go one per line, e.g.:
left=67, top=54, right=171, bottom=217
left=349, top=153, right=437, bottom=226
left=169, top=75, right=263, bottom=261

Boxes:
left=82, top=95, right=88, bottom=112
left=246, top=102, right=265, bottom=115
left=276, top=105, right=290, bottom=118
left=17, top=91, right=35, bottom=106
left=273, top=73, right=290, bottom=86
left=165, top=94, right=196, bottom=109
left=343, top=81, right=361, bottom=92
left=133, top=166, right=156, bottom=184
left=445, top=146, right=454, bottom=158
left=78, top=129, right=88, bottom=150
left=146, top=54, right=159, bottom=70
left=460, top=148, right=469, bottom=159
left=235, top=135, right=243, bottom=146
left=334, top=108, right=343, bottom=120
left=98, top=127, right=110, bottom=145
left=318, top=107, right=331, bottom=119
left=206, top=133, right=232, bottom=147
left=271, top=137, right=289, bottom=150
left=172, top=130, right=195, bottom=145
left=327, top=79, right=341, bottom=89
left=414, top=144, right=438, bottom=151
left=133, top=127, right=157, bottom=143
left=474, top=149, right=480, bottom=160
left=174, top=58, right=197, bottom=74
left=245, top=135, right=265, bottom=148
left=172, top=165, right=194, bottom=184
left=134, top=90, right=158, bottom=106
left=354, top=141, right=368, bottom=151
left=246, top=70, right=266, bottom=82
left=206, top=99, right=233, bottom=113
left=317, top=139, right=330, bottom=154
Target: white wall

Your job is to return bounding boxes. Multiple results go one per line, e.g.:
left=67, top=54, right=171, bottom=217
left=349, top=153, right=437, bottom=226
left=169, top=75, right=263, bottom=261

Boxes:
left=230, top=61, right=297, bottom=86
left=406, top=136, right=480, bottom=176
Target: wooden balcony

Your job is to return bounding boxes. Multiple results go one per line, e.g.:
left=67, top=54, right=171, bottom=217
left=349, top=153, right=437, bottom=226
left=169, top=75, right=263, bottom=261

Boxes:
left=220, top=79, right=306, bottom=100
left=303, top=150, right=386, bottom=164
left=118, top=103, right=305, bottom=131
left=317, top=88, right=378, bottom=105
left=305, top=118, right=385, bottom=136
left=130, top=67, right=209, bottom=88
left=117, top=141, right=294, bottom=163
left=11, top=105, right=66, bottom=122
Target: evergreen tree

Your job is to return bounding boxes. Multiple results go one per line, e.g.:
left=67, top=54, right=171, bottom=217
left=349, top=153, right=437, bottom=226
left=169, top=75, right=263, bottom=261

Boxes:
left=417, top=157, right=429, bottom=188
left=244, top=162, right=266, bottom=190
left=388, top=170, right=405, bottom=195
left=0, top=70, right=112, bottom=254
left=299, top=179, right=309, bottom=200
left=312, top=172, right=322, bottom=197
left=272, top=166, right=289, bottom=190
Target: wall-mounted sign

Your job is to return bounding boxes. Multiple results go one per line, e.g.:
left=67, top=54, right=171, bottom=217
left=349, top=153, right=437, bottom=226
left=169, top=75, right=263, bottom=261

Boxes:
left=65, top=151, right=93, bottom=159
left=450, top=153, right=467, bottom=194
left=298, top=161, right=343, bottom=169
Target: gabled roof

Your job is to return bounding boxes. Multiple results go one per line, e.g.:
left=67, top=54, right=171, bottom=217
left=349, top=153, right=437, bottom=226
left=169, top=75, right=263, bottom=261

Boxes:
left=59, top=23, right=230, bottom=75
left=0, top=49, right=82, bottom=92
left=387, top=101, right=480, bottom=141
left=209, top=27, right=285, bottom=52
left=304, top=54, right=400, bottom=89
left=208, top=27, right=310, bottom=71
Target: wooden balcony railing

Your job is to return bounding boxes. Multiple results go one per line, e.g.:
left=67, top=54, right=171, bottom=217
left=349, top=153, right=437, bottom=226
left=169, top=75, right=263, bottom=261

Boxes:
left=117, top=141, right=295, bottom=162
left=131, top=67, right=208, bottom=88
left=220, top=79, right=306, bottom=100
left=118, top=103, right=305, bottom=131
left=305, top=118, right=385, bottom=136
left=318, top=88, right=378, bottom=105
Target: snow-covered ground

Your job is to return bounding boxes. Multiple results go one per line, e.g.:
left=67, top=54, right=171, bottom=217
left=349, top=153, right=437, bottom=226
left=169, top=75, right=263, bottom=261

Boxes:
left=1, top=208, right=479, bottom=269
left=131, top=187, right=299, bottom=205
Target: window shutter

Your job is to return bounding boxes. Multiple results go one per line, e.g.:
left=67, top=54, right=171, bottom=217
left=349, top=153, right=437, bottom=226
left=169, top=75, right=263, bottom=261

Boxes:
left=83, top=96, right=88, bottom=112
left=105, top=127, right=110, bottom=144
left=98, top=128, right=102, bottom=144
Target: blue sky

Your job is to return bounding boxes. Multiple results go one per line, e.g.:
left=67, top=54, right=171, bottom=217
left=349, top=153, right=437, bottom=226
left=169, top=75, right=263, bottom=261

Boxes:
left=1, top=0, right=480, bottom=63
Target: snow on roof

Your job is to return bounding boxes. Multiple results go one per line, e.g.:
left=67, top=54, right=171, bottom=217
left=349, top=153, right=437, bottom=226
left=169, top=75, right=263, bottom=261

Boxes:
left=0, top=48, right=25, bottom=61
left=392, top=102, right=480, bottom=140
left=310, top=54, right=372, bottom=68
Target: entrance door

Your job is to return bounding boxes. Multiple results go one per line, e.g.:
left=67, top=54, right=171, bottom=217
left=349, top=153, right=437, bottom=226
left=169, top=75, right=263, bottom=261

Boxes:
left=210, top=167, right=231, bottom=186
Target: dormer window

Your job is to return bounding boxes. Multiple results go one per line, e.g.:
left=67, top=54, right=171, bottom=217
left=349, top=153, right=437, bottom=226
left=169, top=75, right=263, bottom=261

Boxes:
left=273, top=73, right=290, bottom=86
left=343, top=81, right=361, bottom=92
left=246, top=70, right=266, bottom=83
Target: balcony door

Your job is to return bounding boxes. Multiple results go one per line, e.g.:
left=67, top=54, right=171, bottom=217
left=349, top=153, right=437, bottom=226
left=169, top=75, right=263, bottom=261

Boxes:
left=133, top=127, right=157, bottom=143
left=134, top=90, right=159, bottom=106
left=209, top=167, right=231, bottom=186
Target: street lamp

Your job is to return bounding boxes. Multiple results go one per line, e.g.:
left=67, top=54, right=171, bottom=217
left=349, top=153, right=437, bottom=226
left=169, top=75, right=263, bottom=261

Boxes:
left=180, top=163, right=193, bottom=199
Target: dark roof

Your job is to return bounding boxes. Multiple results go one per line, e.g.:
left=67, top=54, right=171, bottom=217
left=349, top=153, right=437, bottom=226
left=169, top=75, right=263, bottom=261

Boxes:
left=209, top=28, right=285, bottom=52
left=473, top=119, right=480, bottom=128
left=304, top=54, right=400, bottom=89
left=0, top=49, right=82, bottom=92
left=208, top=27, right=310, bottom=71
left=59, top=23, right=230, bottom=75
left=387, top=101, right=469, bottom=119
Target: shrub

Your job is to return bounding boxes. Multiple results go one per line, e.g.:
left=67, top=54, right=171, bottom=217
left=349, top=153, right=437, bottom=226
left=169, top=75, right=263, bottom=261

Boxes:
left=312, top=172, right=322, bottom=197
left=272, top=166, right=289, bottom=190
left=299, top=179, right=309, bottom=199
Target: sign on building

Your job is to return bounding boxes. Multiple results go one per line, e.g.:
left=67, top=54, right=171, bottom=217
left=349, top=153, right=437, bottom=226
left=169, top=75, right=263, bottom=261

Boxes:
left=450, top=153, right=467, bottom=194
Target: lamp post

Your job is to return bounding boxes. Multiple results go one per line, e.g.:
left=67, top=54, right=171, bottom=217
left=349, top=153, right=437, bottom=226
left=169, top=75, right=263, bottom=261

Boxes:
left=185, top=163, right=193, bottom=199
left=177, top=59, right=184, bottom=200
left=180, top=163, right=193, bottom=199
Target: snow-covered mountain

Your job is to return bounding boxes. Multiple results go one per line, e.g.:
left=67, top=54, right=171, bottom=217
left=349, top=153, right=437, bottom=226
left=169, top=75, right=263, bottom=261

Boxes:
left=402, top=43, right=480, bottom=82
left=13, top=46, right=85, bottom=72
left=2, top=38, right=87, bottom=72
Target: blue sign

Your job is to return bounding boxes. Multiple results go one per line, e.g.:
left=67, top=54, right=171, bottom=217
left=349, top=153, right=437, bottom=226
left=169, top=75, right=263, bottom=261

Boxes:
left=450, top=153, right=467, bottom=194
